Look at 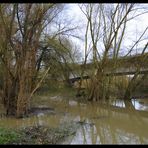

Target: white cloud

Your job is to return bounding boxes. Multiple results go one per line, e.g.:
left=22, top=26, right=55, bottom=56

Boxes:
left=64, top=3, right=148, bottom=58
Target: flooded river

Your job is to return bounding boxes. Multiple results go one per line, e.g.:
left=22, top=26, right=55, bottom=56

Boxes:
left=0, top=96, right=148, bottom=144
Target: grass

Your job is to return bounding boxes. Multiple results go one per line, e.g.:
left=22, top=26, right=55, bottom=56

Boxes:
left=0, top=128, right=21, bottom=144
left=0, top=122, right=79, bottom=145
left=0, top=84, right=79, bottom=145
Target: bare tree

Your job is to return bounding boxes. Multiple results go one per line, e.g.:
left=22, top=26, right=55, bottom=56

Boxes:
left=0, top=4, right=60, bottom=117
left=78, top=3, right=148, bottom=101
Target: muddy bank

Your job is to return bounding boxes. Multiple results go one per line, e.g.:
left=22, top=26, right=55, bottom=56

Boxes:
left=10, top=122, right=79, bottom=144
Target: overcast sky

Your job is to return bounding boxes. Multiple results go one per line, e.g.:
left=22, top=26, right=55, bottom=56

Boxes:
left=61, top=4, right=148, bottom=60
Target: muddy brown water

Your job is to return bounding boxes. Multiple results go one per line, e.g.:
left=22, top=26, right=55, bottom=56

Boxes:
left=0, top=96, right=148, bottom=144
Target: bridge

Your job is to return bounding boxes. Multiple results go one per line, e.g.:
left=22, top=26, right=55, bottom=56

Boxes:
left=69, top=53, right=148, bottom=84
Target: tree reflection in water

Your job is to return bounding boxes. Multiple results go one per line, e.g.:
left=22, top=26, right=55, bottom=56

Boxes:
left=69, top=99, right=148, bottom=144
left=0, top=97, right=148, bottom=144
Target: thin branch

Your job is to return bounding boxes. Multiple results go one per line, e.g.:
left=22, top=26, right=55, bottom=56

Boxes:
left=16, top=4, right=24, bottom=38
left=124, top=27, right=148, bottom=57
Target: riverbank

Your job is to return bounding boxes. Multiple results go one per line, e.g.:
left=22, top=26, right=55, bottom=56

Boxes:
left=0, top=86, right=148, bottom=144
left=0, top=87, right=79, bottom=144
left=0, top=122, right=79, bottom=144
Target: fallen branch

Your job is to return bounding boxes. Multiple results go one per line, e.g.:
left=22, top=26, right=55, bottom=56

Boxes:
left=27, top=67, right=51, bottom=111
left=29, top=66, right=51, bottom=99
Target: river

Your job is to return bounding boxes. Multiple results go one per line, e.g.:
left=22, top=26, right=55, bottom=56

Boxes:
left=0, top=96, right=148, bottom=144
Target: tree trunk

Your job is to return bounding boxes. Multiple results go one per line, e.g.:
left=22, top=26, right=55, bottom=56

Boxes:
left=4, top=77, right=18, bottom=116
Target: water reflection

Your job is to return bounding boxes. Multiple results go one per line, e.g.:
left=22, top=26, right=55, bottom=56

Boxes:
left=0, top=97, right=148, bottom=144
left=62, top=99, right=148, bottom=144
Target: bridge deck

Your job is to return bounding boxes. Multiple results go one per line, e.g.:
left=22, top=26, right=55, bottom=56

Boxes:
left=69, top=70, right=148, bottom=83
